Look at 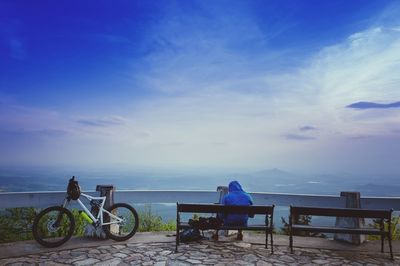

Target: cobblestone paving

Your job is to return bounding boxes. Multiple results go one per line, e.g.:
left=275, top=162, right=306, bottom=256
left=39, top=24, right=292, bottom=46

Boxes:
left=0, top=241, right=398, bottom=266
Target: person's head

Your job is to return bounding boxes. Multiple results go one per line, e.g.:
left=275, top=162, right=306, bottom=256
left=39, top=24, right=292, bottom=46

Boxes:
left=228, top=180, right=244, bottom=192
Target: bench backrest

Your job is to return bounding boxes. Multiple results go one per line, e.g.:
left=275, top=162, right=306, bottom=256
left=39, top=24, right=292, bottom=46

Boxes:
left=290, top=206, right=392, bottom=219
left=177, top=203, right=274, bottom=215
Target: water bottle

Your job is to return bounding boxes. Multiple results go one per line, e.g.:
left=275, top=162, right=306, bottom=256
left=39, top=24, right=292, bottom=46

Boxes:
left=79, top=210, right=93, bottom=224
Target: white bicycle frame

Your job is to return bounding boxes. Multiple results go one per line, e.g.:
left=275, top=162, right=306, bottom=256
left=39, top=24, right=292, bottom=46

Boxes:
left=62, top=193, right=123, bottom=226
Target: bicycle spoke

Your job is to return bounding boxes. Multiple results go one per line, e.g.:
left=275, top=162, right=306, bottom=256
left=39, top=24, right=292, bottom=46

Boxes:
left=103, top=203, right=138, bottom=241
left=32, top=206, right=75, bottom=247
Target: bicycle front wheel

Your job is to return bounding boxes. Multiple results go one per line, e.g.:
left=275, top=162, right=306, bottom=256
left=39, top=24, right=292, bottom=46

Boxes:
left=103, top=203, right=139, bottom=241
left=32, top=206, right=75, bottom=247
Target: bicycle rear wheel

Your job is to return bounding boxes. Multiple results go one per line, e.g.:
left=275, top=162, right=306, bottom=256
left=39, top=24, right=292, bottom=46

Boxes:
left=103, top=203, right=139, bottom=241
left=32, top=206, right=75, bottom=247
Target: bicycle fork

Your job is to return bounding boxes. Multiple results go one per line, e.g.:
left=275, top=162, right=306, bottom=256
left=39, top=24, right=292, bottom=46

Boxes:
left=53, top=198, right=70, bottom=227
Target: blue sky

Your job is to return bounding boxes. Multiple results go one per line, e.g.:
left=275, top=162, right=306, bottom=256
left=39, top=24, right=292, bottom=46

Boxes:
left=0, top=0, right=399, bottom=174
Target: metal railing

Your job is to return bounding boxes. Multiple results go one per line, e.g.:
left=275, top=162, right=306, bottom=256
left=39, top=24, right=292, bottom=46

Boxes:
left=1, top=190, right=400, bottom=210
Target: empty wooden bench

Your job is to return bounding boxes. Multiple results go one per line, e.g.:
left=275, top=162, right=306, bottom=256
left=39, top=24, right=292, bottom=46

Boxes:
left=176, top=203, right=275, bottom=253
left=289, top=205, right=394, bottom=259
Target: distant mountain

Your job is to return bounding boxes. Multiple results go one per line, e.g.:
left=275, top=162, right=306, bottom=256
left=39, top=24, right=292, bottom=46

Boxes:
left=355, top=183, right=400, bottom=197
left=0, top=176, right=65, bottom=192
left=236, top=168, right=300, bottom=192
left=250, top=168, right=298, bottom=179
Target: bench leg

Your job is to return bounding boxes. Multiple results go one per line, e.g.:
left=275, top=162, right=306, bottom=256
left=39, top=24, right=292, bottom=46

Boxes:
left=176, top=208, right=179, bottom=253
left=270, top=232, right=274, bottom=254
left=175, top=227, right=179, bottom=252
left=289, top=211, right=293, bottom=253
left=237, top=230, right=243, bottom=240
left=380, top=219, right=384, bottom=253
left=213, top=230, right=219, bottom=241
left=265, top=230, right=268, bottom=249
left=388, top=235, right=393, bottom=260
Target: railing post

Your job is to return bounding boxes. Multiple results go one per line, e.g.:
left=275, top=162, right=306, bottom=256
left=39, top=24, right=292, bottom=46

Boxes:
left=217, top=186, right=229, bottom=237
left=217, top=186, right=228, bottom=204
left=84, top=184, right=115, bottom=238
left=96, top=185, right=115, bottom=209
left=334, top=191, right=366, bottom=244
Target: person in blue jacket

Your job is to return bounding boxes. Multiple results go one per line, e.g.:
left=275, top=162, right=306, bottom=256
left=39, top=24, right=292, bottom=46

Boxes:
left=221, top=181, right=253, bottom=240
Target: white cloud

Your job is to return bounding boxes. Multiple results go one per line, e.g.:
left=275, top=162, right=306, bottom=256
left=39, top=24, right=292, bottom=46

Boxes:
left=258, top=25, right=400, bottom=139
left=0, top=101, right=62, bottom=132
left=117, top=17, right=400, bottom=172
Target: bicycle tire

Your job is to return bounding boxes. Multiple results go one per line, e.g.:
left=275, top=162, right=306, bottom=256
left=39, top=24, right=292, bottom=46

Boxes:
left=32, top=206, right=75, bottom=247
left=103, top=203, right=139, bottom=241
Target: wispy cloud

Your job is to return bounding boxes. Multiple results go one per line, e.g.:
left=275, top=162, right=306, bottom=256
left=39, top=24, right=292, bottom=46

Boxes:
left=0, top=128, right=70, bottom=138
left=76, top=116, right=127, bottom=127
left=299, top=126, right=316, bottom=131
left=284, top=134, right=316, bottom=141
left=347, top=134, right=374, bottom=140
left=347, top=101, right=400, bottom=109
left=134, top=2, right=292, bottom=96
left=0, top=98, right=128, bottom=139
left=0, top=100, right=61, bottom=132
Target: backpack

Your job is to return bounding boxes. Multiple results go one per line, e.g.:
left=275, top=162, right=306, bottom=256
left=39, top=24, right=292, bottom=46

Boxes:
left=179, top=228, right=202, bottom=242
left=189, top=217, right=223, bottom=230
left=67, top=176, right=81, bottom=200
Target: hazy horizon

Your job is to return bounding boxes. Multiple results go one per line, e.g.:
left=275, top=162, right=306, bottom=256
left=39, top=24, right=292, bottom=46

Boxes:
left=1, top=165, right=400, bottom=197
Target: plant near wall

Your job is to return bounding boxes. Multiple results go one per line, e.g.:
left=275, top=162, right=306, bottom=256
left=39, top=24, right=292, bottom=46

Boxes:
left=368, top=216, right=400, bottom=240
left=0, top=207, right=36, bottom=243
left=280, top=214, right=325, bottom=237
left=70, top=209, right=87, bottom=236
left=138, top=204, right=176, bottom=232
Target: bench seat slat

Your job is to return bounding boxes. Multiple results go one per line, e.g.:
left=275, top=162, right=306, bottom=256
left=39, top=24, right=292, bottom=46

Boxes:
left=291, top=206, right=392, bottom=219
left=179, top=222, right=270, bottom=231
left=178, top=203, right=273, bottom=214
left=291, top=225, right=386, bottom=235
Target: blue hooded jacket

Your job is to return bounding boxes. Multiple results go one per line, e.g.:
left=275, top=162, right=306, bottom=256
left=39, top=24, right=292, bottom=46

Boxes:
left=221, top=181, right=253, bottom=226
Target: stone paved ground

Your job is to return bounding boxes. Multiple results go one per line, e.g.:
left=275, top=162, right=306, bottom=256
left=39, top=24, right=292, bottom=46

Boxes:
left=0, top=240, right=398, bottom=266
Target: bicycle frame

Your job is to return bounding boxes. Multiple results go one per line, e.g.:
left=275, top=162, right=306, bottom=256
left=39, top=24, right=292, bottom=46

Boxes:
left=62, top=193, right=123, bottom=226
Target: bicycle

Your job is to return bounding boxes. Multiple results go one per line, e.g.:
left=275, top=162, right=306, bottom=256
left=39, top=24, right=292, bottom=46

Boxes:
left=32, top=176, right=139, bottom=247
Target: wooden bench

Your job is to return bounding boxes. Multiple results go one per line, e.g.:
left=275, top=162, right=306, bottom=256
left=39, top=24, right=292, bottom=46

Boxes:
left=176, top=203, right=275, bottom=253
left=289, top=205, right=394, bottom=259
